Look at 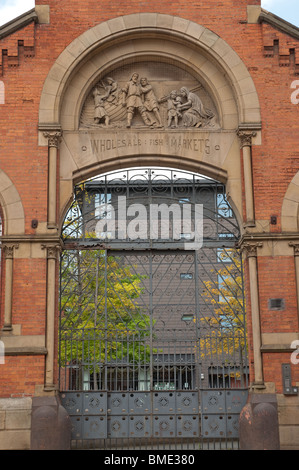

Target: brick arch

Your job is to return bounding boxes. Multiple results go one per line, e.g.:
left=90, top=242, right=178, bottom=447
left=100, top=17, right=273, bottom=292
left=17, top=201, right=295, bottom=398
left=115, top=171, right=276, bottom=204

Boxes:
left=281, top=172, right=299, bottom=232
left=38, top=13, right=261, bottom=128
left=0, top=169, right=25, bottom=235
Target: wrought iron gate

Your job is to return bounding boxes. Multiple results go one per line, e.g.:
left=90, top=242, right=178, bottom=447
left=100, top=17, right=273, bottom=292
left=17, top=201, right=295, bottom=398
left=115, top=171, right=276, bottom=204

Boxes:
left=59, top=168, right=249, bottom=449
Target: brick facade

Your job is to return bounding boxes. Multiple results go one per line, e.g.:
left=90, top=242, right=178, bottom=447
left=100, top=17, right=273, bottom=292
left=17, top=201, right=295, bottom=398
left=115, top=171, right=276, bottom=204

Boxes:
left=0, top=0, right=299, bottom=450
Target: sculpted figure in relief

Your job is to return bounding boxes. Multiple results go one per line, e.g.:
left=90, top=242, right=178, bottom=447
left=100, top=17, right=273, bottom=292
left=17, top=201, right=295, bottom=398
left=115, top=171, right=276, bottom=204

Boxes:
left=167, top=90, right=182, bottom=128
left=122, top=73, right=153, bottom=128
left=93, top=77, right=119, bottom=126
left=177, top=87, right=215, bottom=128
left=140, top=77, right=163, bottom=128
left=86, top=72, right=217, bottom=129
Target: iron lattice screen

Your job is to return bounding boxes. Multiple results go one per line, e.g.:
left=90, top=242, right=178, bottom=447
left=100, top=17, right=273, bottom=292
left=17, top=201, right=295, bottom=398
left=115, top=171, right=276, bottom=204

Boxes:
left=59, top=249, right=248, bottom=392
left=59, top=168, right=248, bottom=444
left=61, top=167, right=240, bottom=248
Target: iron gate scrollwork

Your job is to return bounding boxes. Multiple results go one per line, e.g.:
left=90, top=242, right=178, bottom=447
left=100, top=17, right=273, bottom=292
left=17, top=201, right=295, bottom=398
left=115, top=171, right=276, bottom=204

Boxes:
left=59, top=168, right=249, bottom=447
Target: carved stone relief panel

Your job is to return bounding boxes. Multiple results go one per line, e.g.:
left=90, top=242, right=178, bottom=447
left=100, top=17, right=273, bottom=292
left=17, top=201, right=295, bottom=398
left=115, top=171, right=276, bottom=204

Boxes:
left=80, top=62, right=219, bottom=131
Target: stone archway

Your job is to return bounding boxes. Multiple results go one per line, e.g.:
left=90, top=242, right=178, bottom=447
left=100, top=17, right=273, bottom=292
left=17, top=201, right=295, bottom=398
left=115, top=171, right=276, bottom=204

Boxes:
left=39, top=14, right=261, bottom=129
left=38, top=13, right=261, bottom=231
left=281, top=171, right=299, bottom=232
left=0, top=168, right=25, bottom=236
left=37, top=13, right=263, bottom=395
left=0, top=169, right=25, bottom=333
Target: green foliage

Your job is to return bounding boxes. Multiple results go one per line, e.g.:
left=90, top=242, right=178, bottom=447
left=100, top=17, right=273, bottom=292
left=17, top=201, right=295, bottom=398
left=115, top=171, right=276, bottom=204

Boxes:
left=59, top=248, right=151, bottom=371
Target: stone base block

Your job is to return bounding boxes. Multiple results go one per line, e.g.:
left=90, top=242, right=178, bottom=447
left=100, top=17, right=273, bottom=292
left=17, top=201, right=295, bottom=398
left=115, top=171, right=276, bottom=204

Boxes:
left=31, top=396, right=71, bottom=450
left=239, top=393, right=280, bottom=450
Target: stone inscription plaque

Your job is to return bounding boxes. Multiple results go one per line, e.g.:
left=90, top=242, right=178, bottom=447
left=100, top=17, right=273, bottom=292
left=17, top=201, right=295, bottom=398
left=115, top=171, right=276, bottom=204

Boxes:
left=62, top=130, right=236, bottom=173
left=89, top=135, right=214, bottom=155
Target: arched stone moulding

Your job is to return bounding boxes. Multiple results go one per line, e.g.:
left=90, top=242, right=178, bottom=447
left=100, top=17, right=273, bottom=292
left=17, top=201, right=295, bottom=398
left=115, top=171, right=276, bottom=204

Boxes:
left=281, top=171, right=299, bottom=232
left=38, top=13, right=261, bottom=231
left=0, top=169, right=25, bottom=236
left=37, top=14, right=263, bottom=392
left=39, top=13, right=261, bottom=130
left=63, top=48, right=234, bottom=131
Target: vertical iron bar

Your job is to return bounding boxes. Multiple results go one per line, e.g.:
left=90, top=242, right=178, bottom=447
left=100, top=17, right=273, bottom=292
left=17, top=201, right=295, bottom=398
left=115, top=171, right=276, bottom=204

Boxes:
left=94, top=256, right=99, bottom=328
left=149, top=252, right=154, bottom=439
left=105, top=250, right=108, bottom=390
left=194, top=250, right=200, bottom=390
left=93, top=256, right=99, bottom=390
left=58, top=251, right=63, bottom=391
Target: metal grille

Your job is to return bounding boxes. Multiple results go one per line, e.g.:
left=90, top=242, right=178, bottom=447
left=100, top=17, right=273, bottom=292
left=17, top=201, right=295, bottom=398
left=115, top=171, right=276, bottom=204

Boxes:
left=201, top=389, right=248, bottom=439
left=61, top=167, right=240, bottom=248
left=59, top=168, right=248, bottom=448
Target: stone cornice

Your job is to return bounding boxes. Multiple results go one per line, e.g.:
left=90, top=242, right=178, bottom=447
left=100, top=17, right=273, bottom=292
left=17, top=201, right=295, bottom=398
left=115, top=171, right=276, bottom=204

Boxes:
left=4, top=347, right=48, bottom=356
left=240, top=232, right=299, bottom=243
left=0, top=235, right=61, bottom=244
left=259, top=9, right=299, bottom=40
left=0, top=9, right=38, bottom=41
left=2, top=233, right=299, bottom=245
left=238, top=232, right=299, bottom=258
left=238, top=123, right=262, bottom=131
left=0, top=334, right=47, bottom=357
left=38, top=123, right=62, bottom=133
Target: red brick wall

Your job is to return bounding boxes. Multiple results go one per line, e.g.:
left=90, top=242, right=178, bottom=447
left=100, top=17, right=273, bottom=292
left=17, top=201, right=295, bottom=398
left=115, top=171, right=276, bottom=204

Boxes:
left=0, top=357, right=44, bottom=398
left=263, top=354, right=299, bottom=394
left=258, top=257, right=298, bottom=334
left=12, top=259, right=46, bottom=336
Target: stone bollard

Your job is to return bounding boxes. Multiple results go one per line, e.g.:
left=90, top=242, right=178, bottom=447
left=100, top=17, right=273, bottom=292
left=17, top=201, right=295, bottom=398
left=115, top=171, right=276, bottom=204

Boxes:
left=31, top=396, right=71, bottom=450
left=239, top=393, right=280, bottom=450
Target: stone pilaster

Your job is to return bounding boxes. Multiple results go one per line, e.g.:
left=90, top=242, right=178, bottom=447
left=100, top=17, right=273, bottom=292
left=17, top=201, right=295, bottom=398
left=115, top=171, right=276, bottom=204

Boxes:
left=1, top=244, right=19, bottom=332
left=43, top=130, right=62, bottom=229
left=241, top=241, right=264, bottom=388
left=289, top=242, right=299, bottom=327
left=238, top=129, right=257, bottom=228
left=42, top=244, right=61, bottom=391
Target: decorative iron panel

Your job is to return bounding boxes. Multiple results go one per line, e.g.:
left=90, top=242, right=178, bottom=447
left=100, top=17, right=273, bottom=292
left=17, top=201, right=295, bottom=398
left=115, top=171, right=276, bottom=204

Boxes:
left=62, top=388, right=249, bottom=440
left=83, top=416, right=106, bottom=439
left=61, top=391, right=108, bottom=440
left=129, top=392, right=151, bottom=414
left=201, top=389, right=248, bottom=439
left=62, top=390, right=199, bottom=440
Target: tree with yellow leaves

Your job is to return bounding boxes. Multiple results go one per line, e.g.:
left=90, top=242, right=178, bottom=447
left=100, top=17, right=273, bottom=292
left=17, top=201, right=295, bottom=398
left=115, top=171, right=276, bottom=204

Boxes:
left=198, top=248, right=247, bottom=386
